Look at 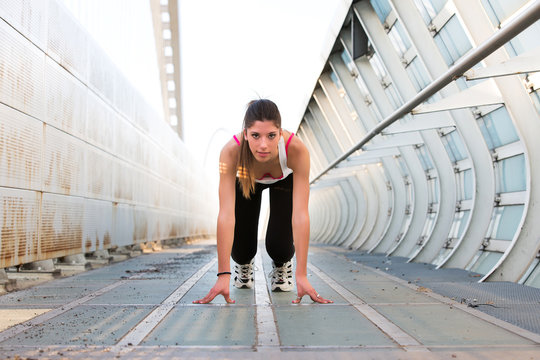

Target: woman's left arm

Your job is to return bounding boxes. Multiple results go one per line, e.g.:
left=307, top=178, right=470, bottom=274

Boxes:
left=289, top=135, right=333, bottom=304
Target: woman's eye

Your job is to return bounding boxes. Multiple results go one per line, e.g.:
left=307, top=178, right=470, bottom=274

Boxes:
left=252, top=134, right=259, bottom=139
left=269, top=134, right=276, bottom=139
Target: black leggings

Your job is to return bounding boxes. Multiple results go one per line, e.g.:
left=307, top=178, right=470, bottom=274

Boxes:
left=231, top=174, right=295, bottom=266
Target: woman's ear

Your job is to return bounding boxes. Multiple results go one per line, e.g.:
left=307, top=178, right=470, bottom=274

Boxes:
left=243, top=129, right=248, bottom=141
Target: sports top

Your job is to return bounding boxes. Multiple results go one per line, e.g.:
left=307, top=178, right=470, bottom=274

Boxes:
left=233, top=133, right=294, bottom=184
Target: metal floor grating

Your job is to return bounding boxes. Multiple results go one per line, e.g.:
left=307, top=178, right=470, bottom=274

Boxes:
left=341, top=249, right=540, bottom=335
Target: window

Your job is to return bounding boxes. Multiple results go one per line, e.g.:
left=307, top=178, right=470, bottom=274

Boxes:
left=487, top=204, right=525, bottom=240
left=406, top=57, right=430, bottom=91
left=495, top=154, right=527, bottom=193
left=433, top=15, right=473, bottom=66
left=477, top=106, right=519, bottom=150
left=370, top=0, right=392, bottom=23
left=413, top=0, right=449, bottom=24
left=451, top=209, right=471, bottom=239
left=462, top=169, right=473, bottom=200
left=481, top=0, right=540, bottom=56
left=416, top=144, right=434, bottom=170
left=388, top=21, right=411, bottom=56
left=441, top=130, right=468, bottom=162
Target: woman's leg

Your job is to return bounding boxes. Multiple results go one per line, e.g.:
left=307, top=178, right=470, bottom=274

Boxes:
left=231, top=180, right=263, bottom=264
left=266, top=175, right=295, bottom=265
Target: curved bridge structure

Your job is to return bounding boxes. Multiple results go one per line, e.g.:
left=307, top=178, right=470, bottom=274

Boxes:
left=303, top=0, right=540, bottom=288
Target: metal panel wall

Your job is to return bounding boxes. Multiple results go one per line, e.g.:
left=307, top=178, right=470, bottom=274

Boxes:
left=0, top=0, right=215, bottom=269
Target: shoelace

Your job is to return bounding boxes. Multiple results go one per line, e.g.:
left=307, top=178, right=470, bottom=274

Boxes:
left=236, top=264, right=258, bottom=278
left=269, top=266, right=290, bottom=281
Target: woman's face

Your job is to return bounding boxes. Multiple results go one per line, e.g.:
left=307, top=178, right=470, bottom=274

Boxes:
left=244, top=120, right=281, bottom=163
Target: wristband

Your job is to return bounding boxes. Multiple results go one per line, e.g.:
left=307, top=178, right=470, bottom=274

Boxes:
left=217, top=271, right=231, bottom=276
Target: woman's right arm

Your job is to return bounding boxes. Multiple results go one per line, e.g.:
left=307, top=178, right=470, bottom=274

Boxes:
left=193, top=140, right=238, bottom=304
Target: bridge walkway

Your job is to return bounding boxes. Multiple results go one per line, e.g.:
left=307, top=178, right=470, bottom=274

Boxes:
left=0, top=239, right=539, bottom=359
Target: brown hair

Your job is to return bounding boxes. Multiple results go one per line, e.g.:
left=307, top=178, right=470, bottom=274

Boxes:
left=237, top=99, right=282, bottom=198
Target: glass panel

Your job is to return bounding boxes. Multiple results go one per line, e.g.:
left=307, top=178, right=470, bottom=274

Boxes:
left=456, top=210, right=470, bottom=238
left=524, top=260, right=540, bottom=289
left=433, top=248, right=452, bottom=267
left=488, top=205, right=525, bottom=240
left=433, top=15, right=473, bottom=66
left=370, top=0, right=392, bottom=23
left=496, top=154, right=526, bottom=193
left=510, top=22, right=540, bottom=56
left=413, top=0, right=448, bottom=21
left=416, top=145, right=433, bottom=170
left=449, top=210, right=471, bottom=239
left=482, top=0, right=529, bottom=24
left=478, top=106, right=519, bottom=149
left=420, top=212, right=437, bottom=241
left=428, top=177, right=439, bottom=204
left=396, top=157, right=409, bottom=176
left=428, top=0, right=448, bottom=13
left=406, top=57, right=430, bottom=92
left=384, top=85, right=402, bottom=109
left=531, top=90, right=540, bottom=114
left=413, top=0, right=433, bottom=24
left=462, top=169, right=473, bottom=200
left=388, top=21, right=411, bottom=56
left=441, top=130, right=468, bottom=162
left=369, top=53, right=389, bottom=81
left=330, top=71, right=361, bottom=126
left=469, top=251, right=503, bottom=275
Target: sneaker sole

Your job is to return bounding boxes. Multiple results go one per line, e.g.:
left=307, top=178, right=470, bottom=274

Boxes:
left=271, top=284, right=293, bottom=292
left=234, top=280, right=254, bottom=289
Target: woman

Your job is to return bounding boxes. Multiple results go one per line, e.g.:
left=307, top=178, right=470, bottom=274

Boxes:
left=194, top=99, right=332, bottom=304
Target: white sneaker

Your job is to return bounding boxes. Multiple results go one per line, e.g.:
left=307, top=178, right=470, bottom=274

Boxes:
left=269, top=260, right=293, bottom=292
left=234, top=259, right=254, bottom=289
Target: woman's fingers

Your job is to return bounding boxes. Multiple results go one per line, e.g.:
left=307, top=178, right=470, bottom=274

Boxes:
left=292, top=289, right=333, bottom=304
left=193, top=289, right=218, bottom=304
left=193, top=289, right=235, bottom=304
left=310, top=292, right=333, bottom=304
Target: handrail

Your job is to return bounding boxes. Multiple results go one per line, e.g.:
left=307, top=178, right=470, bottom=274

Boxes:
left=310, top=1, right=540, bottom=184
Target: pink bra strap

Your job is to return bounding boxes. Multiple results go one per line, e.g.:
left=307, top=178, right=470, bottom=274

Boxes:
left=233, top=135, right=240, bottom=145
left=285, top=133, right=294, bottom=156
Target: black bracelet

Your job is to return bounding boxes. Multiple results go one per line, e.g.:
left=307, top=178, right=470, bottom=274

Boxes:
left=217, top=271, right=231, bottom=276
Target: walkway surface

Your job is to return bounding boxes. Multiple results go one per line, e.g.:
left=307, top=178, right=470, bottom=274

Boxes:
left=0, top=239, right=539, bottom=359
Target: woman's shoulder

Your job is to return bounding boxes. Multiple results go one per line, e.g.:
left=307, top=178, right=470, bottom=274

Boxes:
left=282, top=130, right=305, bottom=153
left=220, top=135, right=241, bottom=161
left=283, top=130, right=309, bottom=171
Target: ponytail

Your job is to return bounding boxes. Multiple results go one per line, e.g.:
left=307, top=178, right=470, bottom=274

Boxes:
left=237, top=135, right=256, bottom=199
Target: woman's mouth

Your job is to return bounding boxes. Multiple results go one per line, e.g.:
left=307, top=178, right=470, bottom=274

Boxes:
left=257, top=152, right=270, bottom=158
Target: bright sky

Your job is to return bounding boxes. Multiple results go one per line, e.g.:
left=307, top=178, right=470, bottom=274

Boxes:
left=179, top=1, right=345, bottom=171
left=60, top=0, right=346, bottom=176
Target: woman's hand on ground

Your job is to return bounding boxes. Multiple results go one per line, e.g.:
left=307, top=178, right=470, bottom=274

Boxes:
left=292, top=275, right=333, bottom=304
left=193, top=275, right=235, bottom=304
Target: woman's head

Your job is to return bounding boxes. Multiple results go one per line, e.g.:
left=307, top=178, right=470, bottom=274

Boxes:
left=237, top=99, right=282, bottom=198
left=243, top=99, right=281, bottom=130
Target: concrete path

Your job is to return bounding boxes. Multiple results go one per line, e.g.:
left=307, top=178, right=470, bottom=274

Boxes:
left=0, top=239, right=539, bottom=359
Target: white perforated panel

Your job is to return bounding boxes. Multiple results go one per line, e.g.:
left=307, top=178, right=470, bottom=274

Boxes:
left=0, top=103, right=42, bottom=190
left=0, top=19, right=46, bottom=120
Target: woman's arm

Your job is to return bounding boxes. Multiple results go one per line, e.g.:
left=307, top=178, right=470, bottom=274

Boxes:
left=287, top=135, right=332, bottom=304
left=193, top=140, right=238, bottom=304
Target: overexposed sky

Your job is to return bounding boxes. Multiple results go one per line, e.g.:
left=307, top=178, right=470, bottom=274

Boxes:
left=179, top=0, right=344, bottom=174
left=60, top=0, right=346, bottom=175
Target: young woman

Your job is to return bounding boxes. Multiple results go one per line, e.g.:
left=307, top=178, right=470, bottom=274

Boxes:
left=194, top=99, right=332, bottom=304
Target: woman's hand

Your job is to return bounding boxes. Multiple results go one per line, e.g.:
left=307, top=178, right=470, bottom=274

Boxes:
left=193, top=275, right=235, bottom=304
left=292, top=275, right=333, bottom=304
